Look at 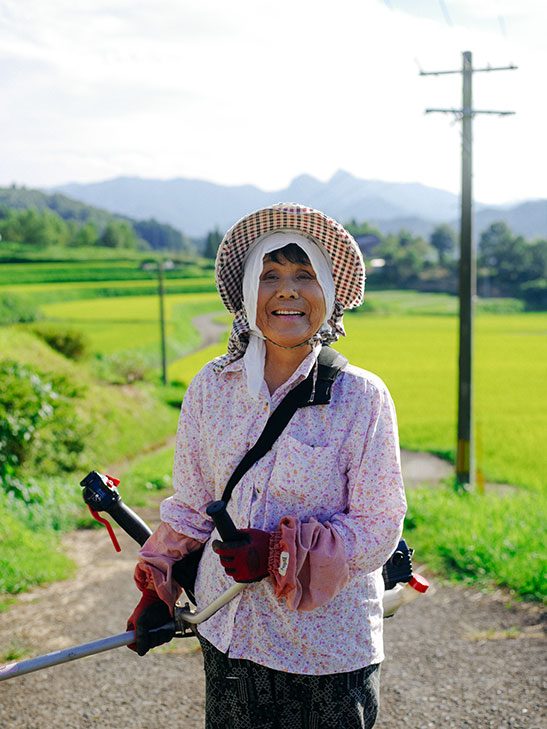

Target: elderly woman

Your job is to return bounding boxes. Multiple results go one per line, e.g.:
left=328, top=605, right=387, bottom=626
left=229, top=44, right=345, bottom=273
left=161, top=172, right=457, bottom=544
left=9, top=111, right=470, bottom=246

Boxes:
left=127, top=203, right=406, bottom=729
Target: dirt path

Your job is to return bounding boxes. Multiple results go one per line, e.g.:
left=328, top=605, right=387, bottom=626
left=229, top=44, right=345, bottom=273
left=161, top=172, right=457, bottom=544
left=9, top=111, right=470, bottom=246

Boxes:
left=191, top=312, right=227, bottom=350
left=1, top=492, right=545, bottom=729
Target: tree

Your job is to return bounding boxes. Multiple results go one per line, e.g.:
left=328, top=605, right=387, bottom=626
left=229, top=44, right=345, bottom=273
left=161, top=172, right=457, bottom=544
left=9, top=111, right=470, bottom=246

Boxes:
left=430, top=223, right=457, bottom=264
left=133, top=218, right=190, bottom=251
left=479, top=222, right=531, bottom=287
left=204, top=228, right=223, bottom=259
left=371, top=230, right=435, bottom=286
left=99, top=220, right=137, bottom=248
left=70, top=221, right=98, bottom=247
left=344, top=219, right=383, bottom=239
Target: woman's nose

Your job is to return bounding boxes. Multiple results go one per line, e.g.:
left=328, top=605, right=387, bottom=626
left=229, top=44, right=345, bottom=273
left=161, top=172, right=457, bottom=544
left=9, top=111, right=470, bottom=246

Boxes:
left=276, top=278, right=298, bottom=298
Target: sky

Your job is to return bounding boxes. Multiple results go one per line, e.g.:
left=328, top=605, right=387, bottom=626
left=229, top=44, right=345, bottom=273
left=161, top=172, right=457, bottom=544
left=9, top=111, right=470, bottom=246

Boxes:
left=1, top=0, right=546, bottom=205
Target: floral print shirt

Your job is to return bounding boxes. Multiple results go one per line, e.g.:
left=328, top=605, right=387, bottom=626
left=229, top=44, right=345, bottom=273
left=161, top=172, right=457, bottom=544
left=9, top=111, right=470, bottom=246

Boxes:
left=159, top=350, right=406, bottom=675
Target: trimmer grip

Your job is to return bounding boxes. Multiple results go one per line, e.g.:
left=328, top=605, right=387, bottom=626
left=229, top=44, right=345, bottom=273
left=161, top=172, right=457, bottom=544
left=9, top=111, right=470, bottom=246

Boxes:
left=206, top=501, right=241, bottom=542
left=107, top=500, right=153, bottom=546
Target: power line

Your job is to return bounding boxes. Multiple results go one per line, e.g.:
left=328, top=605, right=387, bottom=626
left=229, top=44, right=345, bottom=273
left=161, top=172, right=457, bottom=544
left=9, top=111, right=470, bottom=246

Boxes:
left=498, top=14, right=508, bottom=39
left=421, top=51, right=517, bottom=488
left=437, top=0, right=453, bottom=27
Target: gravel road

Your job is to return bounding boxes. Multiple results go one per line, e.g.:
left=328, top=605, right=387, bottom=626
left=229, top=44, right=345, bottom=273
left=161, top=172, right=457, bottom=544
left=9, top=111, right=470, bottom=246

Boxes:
left=1, top=502, right=545, bottom=729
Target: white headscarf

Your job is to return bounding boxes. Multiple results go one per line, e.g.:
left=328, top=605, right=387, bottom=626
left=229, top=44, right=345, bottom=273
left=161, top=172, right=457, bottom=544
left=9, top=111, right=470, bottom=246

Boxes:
left=241, top=231, right=336, bottom=399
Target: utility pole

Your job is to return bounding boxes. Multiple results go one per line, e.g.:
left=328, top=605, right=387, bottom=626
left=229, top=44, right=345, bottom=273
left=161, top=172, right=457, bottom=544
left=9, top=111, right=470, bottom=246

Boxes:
left=158, top=258, right=168, bottom=386
left=421, top=51, right=516, bottom=487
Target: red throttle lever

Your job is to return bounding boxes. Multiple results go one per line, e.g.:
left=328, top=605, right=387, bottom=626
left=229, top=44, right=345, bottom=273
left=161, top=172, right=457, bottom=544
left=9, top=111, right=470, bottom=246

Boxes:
left=80, top=471, right=153, bottom=551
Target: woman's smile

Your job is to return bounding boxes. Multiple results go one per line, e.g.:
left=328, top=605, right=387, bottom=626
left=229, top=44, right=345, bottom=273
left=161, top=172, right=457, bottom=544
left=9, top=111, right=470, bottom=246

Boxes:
left=255, top=255, right=326, bottom=348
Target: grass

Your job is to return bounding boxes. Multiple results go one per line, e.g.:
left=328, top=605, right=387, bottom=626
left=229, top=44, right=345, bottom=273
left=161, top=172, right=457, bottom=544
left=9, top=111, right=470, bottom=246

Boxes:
left=1, top=277, right=218, bottom=307
left=0, top=242, right=197, bottom=263
left=164, top=297, right=546, bottom=600
left=405, top=485, right=546, bottom=602
left=0, top=257, right=214, bottom=285
left=168, top=315, right=232, bottom=385
left=0, top=325, right=182, bottom=598
left=2, top=276, right=216, bottom=295
left=0, top=326, right=180, bottom=477
left=0, top=499, right=76, bottom=596
left=111, top=443, right=176, bottom=509
left=353, top=290, right=525, bottom=316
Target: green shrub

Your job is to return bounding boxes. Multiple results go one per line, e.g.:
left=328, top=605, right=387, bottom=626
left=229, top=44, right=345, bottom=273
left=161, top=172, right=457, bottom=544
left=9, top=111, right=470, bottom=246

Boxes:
left=520, top=278, right=547, bottom=310
left=0, top=473, right=82, bottom=532
left=30, top=323, right=89, bottom=360
left=0, top=360, right=89, bottom=477
left=0, top=293, right=41, bottom=324
left=94, top=350, right=152, bottom=383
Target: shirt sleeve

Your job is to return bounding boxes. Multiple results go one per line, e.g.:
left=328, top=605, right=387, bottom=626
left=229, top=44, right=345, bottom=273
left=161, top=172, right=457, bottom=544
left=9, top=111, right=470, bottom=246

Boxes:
left=269, top=374, right=406, bottom=611
left=134, top=522, right=203, bottom=612
left=269, top=517, right=349, bottom=611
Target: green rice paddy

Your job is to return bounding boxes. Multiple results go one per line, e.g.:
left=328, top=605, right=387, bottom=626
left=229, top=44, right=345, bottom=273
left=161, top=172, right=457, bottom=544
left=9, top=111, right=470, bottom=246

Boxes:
left=169, top=308, right=547, bottom=493
left=39, top=292, right=225, bottom=360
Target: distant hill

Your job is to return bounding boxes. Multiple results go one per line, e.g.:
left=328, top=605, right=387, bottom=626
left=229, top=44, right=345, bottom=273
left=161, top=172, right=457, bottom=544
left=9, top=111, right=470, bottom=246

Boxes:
left=0, top=186, right=126, bottom=229
left=53, top=170, right=546, bottom=241
left=474, top=201, right=547, bottom=241
left=0, top=186, right=192, bottom=251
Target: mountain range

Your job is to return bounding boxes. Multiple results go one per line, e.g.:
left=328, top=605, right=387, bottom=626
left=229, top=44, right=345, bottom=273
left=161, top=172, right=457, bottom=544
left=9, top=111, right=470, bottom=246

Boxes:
left=53, top=170, right=546, bottom=241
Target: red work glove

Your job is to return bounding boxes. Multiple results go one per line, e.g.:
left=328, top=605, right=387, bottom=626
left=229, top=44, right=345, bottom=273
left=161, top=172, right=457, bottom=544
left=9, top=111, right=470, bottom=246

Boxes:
left=212, top=528, right=271, bottom=583
left=126, top=587, right=174, bottom=656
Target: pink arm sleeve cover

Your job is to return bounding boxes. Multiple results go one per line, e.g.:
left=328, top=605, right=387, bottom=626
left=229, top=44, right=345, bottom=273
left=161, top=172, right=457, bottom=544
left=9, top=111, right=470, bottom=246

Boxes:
left=134, top=521, right=204, bottom=612
left=269, top=516, right=349, bottom=611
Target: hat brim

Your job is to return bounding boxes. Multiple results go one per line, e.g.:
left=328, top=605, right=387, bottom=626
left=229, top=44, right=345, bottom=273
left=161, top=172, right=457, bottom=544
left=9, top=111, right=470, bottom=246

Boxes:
left=215, top=202, right=365, bottom=313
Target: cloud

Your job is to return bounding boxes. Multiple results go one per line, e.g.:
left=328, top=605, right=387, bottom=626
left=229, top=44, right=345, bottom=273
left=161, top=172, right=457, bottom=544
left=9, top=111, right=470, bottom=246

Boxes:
left=0, top=0, right=545, bottom=203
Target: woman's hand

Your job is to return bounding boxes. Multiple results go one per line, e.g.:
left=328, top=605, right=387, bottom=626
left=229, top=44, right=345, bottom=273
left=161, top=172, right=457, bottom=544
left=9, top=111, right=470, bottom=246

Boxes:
left=212, top=528, right=271, bottom=583
left=126, top=588, right=174, bottom=656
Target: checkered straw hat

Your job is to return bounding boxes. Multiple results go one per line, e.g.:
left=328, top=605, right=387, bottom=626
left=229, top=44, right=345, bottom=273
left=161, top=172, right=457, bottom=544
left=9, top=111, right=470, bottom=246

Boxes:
left=215, top=202, right=365, bottom=313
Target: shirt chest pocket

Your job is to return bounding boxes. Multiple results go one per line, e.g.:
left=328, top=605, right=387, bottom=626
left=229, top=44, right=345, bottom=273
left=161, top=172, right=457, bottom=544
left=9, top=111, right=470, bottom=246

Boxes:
left=267, top=434, right=348, bottom=519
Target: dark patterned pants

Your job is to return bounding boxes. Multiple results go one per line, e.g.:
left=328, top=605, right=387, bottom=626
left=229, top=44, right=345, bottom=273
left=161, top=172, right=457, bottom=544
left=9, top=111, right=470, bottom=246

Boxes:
left=198, top=635, right=381, bottom=729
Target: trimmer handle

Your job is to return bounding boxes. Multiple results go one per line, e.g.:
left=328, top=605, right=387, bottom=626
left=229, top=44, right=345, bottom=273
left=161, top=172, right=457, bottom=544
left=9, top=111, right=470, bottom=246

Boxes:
left=80, top=471, right=152, bottom=548
left=106, top=499, right=152, bottom=547
left=206, top=500, right=242, bottom=542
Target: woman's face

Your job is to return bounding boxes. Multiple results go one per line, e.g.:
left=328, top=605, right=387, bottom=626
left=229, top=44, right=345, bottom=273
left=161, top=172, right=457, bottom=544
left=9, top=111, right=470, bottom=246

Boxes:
left=255, top=252, right=326, bottom=348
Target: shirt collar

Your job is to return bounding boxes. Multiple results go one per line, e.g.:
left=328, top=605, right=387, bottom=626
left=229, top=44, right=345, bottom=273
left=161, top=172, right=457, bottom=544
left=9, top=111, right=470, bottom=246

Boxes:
left=219, top=346, right=320, bottom=403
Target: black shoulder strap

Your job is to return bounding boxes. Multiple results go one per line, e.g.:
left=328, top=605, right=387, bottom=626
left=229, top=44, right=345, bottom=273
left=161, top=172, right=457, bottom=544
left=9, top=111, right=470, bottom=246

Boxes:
left=221, top=346, right=346, bottom=504
left=306, top=345, right=348, bottom=406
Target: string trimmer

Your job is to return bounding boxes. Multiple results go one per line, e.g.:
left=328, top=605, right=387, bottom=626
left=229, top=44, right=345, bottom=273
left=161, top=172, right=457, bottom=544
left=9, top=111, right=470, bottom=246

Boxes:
left=0, top=471, right=428, bottom=682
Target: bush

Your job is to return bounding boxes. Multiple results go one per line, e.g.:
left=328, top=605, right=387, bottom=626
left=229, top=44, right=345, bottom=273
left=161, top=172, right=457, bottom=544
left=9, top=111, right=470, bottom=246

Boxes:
left=94, top=351, right=152, bottom=384
left=0, top=473, right=82, bottom=532
left=31, top=323, right=89, bottom=360
left=0, top=293, right=41, bottom=324
left=0, top=360, right=89, bottom=478
left=520, top=279, right=547, bottom=310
